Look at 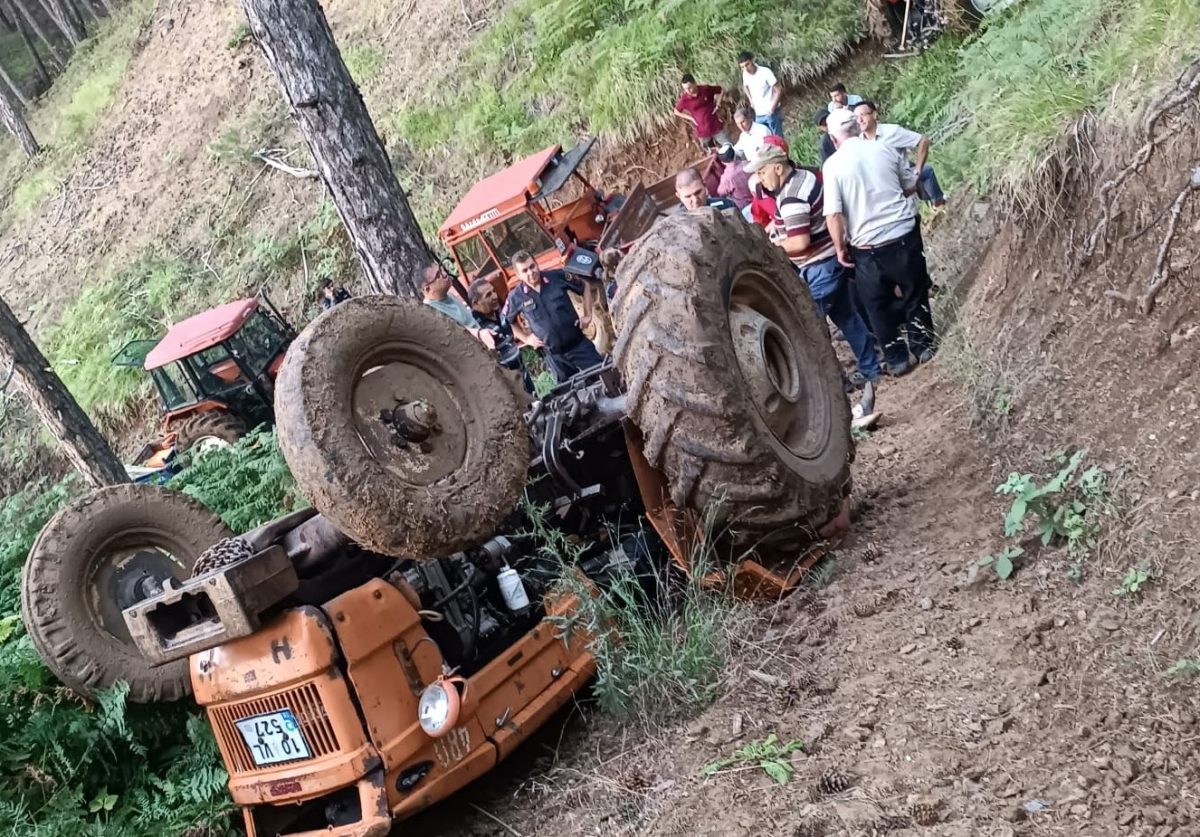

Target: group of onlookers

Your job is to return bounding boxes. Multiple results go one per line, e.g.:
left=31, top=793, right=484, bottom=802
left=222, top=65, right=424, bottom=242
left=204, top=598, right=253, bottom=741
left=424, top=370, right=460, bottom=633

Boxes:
left=673, top=52, right=944, bottom=385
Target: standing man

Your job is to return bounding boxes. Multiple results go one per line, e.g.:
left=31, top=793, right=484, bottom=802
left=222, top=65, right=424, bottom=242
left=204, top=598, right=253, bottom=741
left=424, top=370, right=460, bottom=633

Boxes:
left=733, top=107, right=771, bottom=159
left=854, top=100, right=947, bottom=209
left=421, top=264, right=477, bottom=329
left=823, top=109, right=936, bottom=376
left=746, top=145, right=882, bottom=387
left=503, top=251, right=604, bottom=383
left=827, top=83, right=863, bottom=111
left=468, top=278, right=533, bottom=392
left=737, top=51, right=783, bottom=137
left=814, top=108, right=837, bottom=165
left=674, top=74, right=730, bottom=150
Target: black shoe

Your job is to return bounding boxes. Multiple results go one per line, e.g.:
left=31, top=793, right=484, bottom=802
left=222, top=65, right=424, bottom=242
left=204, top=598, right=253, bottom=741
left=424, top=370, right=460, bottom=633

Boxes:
left=889, top=360, right=913, bottom=377
left=918, top=348, right=936, bottom=364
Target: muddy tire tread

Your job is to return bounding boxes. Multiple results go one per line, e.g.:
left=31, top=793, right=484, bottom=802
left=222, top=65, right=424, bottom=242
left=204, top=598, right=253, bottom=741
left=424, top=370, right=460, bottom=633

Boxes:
left=612, top=210, right=851, bottom=539
left=20, top=484, right=232, bottom=702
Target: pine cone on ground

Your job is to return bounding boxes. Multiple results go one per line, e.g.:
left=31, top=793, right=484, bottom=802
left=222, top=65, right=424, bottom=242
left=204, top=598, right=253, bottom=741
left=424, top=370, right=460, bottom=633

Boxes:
left=818, top=769, right=852, bottom=795
left=911, top=801, right=941, bottom=826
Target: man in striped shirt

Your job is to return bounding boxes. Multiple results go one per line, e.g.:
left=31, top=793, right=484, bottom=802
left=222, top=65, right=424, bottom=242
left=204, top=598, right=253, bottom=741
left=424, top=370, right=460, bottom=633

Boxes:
left=745, top=145, right=881, bottom=386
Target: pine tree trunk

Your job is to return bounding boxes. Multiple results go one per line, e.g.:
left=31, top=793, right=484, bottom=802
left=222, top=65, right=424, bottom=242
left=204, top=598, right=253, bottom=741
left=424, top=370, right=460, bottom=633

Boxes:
left=33, top=0, right=80, bottom=45
left=92, top=0, right=110, bottom=16
left=239, top=0, right=430, bottom=297
left=13, top=0, right=67, bottom=71
left=0, top=78, right=38, bottom=156
left=0, top=297, right=127, bottom=487
left=68, top=0, right=97, bottom=26
left=7, top=0, right=51, bottom=87
left=0, top=61, right=29, bottom=107
left=0, top=3, right=13, bottom=28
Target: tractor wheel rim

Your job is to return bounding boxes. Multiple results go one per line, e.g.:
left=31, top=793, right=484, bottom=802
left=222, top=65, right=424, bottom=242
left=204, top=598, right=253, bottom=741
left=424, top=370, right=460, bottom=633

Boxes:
left=727, top=268, right=830, bottom=460
left=193, top=436, right=232, bottom=456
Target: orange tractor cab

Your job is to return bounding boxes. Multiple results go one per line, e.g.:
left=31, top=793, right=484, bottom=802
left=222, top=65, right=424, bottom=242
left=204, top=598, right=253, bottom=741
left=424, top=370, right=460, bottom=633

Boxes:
left=115, top=296, right=296, bottom=459
left=437, top=139, right=713, bottom=353
left=438, top=139, right=613, bottom=296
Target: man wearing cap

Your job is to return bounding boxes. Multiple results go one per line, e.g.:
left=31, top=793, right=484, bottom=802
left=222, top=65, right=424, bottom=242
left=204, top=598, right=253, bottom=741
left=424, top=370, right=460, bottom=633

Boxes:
left=674, top=74, right=730, bottom=151
left=503, top=251, right=603, bottom=383
left=823, top=108, right=935, bottom=376
left=746, top=145, right=882, bottom=387
left=737, top=51, right=783, bottom=137
left=715, top=144, right=753, bottom=212
left=854, top=100, right=946, bottom=209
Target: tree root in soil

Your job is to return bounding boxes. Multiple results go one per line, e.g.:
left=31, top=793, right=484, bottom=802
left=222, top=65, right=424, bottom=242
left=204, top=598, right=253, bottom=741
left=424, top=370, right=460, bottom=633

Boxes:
left=1140, top=167, right=1200, bottom=316
left=1082, top=59, right=1200, bottom=262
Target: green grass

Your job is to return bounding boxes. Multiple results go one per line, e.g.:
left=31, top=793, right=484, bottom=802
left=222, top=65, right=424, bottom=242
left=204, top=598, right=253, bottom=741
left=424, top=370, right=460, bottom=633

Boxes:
left=344, top=43, right=385, bottom=85
left=797, top=0, right=1200, bottom=210
left=387, top=0, right=863, bottom=159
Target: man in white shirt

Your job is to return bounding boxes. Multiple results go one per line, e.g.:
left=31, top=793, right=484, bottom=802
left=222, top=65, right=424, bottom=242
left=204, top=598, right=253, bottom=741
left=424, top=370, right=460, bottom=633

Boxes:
left=732, top=107, right=770, bottom=160
left=854, top=100, right=946, bottom=209
left=737, top=50, right=783, bottom=137
left=823, top=109, right=936, bottom=376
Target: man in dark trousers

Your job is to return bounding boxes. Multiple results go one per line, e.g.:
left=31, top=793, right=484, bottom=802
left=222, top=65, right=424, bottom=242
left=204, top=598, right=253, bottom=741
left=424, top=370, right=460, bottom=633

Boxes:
left=822, top=108, right=935, bottom=376
left=503, top=251, right=603, bottom=383
left=746, top=144, right=882, bottom=387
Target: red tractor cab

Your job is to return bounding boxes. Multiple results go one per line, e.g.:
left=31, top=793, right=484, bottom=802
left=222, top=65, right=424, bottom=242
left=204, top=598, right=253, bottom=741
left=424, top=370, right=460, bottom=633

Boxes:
left=114, top=296, right=295, bottom=457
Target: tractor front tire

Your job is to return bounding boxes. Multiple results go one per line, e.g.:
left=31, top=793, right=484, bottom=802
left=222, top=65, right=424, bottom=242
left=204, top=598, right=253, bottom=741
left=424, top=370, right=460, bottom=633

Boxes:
left=612, top=209, right=852, bottom=546
left=21, top=484, right=233, bottom=702
left=275, top=296, right=530, bottom=559
left=174, top=411, right=247, bottom=456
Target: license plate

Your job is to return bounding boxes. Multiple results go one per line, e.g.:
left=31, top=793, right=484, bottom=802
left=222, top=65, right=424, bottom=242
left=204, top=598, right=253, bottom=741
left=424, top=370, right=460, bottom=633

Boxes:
left=234, top=709, right=312, bottom=767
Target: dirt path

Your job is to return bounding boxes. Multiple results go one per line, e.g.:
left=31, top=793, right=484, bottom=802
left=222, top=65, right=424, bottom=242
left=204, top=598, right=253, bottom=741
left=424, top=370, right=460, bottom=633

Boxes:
left=403, top=355, right=1199, bottom=837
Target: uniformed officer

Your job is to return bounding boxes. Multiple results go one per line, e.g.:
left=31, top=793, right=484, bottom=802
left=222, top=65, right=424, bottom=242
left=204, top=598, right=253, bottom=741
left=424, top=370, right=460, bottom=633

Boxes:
left=503, top=250, right=603, bottom=383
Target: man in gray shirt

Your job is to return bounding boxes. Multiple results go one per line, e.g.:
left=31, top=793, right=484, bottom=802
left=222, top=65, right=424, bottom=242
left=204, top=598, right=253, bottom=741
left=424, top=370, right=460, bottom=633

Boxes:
left=421, top=264, right=478, bottom=330
left=823, top=109, right=936, bottom=376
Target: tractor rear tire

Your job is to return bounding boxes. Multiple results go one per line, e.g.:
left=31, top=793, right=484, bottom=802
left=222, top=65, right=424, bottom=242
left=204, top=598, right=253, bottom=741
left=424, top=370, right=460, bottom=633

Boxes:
left=20, top=484, right=233, bottom=702
left=275, top=296, right=530, bottom=559
left=612, top=209, right=852, bottom=546
left=174, top=411, right=247, bottom=456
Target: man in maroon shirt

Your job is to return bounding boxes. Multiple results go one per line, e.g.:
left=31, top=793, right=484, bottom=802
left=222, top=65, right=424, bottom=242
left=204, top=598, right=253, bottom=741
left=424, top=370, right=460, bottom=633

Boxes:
left=673, top=73, right=730, bottom=150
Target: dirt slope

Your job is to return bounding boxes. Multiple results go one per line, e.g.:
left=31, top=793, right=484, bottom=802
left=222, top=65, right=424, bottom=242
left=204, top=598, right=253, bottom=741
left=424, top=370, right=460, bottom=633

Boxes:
left=397, top=82, right=1200, bottom=837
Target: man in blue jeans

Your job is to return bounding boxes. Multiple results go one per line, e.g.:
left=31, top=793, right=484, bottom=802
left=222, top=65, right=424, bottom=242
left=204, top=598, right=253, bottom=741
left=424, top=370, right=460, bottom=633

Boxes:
left=744, top=145, right=881, bottom=386
left=738, top=50, right=783, bottom=138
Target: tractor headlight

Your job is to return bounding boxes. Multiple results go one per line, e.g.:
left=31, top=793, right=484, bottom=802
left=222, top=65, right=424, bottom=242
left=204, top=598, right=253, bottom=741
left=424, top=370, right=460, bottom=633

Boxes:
left=418, top=679, right=460, bottom=738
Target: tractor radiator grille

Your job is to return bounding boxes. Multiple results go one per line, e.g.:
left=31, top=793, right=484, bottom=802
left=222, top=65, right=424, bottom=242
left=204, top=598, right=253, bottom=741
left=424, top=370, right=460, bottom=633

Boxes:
left=209, top=683, right=341, bottom=774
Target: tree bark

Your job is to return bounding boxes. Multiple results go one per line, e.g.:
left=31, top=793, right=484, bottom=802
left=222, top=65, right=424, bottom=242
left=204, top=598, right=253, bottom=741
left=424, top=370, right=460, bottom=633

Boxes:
left=239, top=0, right=431, bottom=297
left=0, top=77, right=38, bottom=156
left=68, top=0, right=97, bottom=26
left=33, top=0, right=81, bottom=45
left=12, top=0, right=67, bottom=71
left=0, top=2, right=12, bottom=28
left=0, top=60, right=29, bottom=107
left=8, top=0, right=51, bottom=87
left=0, top=297, right=127, bottom=487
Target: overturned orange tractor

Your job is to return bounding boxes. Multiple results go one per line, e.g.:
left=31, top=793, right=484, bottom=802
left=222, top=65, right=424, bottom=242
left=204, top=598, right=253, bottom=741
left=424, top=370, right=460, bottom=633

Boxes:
left=22, top=210, right=852, bottom=835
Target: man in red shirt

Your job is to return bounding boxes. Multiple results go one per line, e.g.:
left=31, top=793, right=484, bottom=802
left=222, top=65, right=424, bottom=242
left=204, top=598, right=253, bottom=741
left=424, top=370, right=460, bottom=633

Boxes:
left=673, top=74, right=730, bottom=150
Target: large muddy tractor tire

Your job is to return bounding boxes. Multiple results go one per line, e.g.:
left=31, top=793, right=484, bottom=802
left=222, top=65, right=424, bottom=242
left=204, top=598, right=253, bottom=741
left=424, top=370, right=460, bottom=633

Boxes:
left=275, top=296, right=529, bottom=559
left=21, top=484, right=233, bottom=702
left=174, top=410, right=247, bottom=456
left=612, top=209, right=852, bottom=546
